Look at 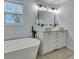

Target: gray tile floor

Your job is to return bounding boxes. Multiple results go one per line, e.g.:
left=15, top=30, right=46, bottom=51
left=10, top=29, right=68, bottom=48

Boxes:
left=37, top=48, right=74, bottom=59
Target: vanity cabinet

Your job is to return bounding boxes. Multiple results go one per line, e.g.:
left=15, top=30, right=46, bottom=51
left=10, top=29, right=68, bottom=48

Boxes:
left=36, top=30, right=67, bottom=55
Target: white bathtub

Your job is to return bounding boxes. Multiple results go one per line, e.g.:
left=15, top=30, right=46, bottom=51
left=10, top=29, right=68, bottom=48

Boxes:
left=4, top=38, right=40, bottom=59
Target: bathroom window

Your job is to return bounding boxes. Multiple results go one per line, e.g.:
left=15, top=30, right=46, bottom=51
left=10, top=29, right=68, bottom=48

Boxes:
left=4, top=1, right=23, bottom=25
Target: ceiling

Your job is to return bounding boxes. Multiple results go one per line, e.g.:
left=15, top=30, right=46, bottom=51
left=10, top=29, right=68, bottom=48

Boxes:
left=35, top=0, right=68, bottom=5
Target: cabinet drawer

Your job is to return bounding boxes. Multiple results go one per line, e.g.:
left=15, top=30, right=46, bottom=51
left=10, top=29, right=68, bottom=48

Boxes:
left=44, top=32, right=56, bottom=39
left=56, top=31, right=66, bottom=42
left=56, top=31, right=66, bottom=37
left=55, top=31, right=66, bottom=49
left=56, top=40, right=66, bottom=49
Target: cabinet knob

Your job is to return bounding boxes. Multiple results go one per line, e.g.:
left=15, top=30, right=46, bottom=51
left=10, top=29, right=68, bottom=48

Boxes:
left=56, top=40, right=58, bottom=41
left=56, top=35, right=58, bottom=38
left=56, top=45, right=58, bottom=47
left=47, top=32, right=51, bottom=35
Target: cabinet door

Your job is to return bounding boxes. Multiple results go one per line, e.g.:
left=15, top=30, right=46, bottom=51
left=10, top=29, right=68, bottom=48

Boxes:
left=56, top=31, right=67, bottom=49
left=42, top=32, right=56, bottom=54
left=49, top=32, right=57, bottom=50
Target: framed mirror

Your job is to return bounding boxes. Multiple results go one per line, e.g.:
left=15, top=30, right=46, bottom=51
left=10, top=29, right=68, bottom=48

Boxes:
left=35, top=10, right=58, bottom=27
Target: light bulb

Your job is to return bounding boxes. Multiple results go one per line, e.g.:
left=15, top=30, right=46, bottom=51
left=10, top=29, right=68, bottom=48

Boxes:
left=54, top=9, right=61, bottom=13
left=33, top=4, right=39, bottom=10
left=33, top=4, right=61, bottom=14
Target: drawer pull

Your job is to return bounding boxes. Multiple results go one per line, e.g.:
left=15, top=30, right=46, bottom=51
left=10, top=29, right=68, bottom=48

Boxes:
left=47, top=32, right=51, bottom=35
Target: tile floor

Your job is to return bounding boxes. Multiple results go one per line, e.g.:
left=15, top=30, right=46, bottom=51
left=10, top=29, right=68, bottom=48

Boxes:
left=37, top=48, right=74, bottom=59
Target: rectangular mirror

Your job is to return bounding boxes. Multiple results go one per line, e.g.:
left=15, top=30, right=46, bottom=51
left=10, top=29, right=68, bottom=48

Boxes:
left=37, top=10, right=55, bottom=25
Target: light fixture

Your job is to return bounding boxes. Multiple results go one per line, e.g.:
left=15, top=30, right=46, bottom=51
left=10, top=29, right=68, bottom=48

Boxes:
left=33, top=4, right=39, bottom=10
left=33, top=4, right=60, bottom=13
left=54, top=9, right=61, bottom=13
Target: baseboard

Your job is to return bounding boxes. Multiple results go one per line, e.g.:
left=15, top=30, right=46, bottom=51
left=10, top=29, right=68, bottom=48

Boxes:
left=66, top=46, right=74, bottom=51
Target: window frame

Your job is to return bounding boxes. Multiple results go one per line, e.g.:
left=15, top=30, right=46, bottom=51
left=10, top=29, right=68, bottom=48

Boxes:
left=4, top=1, right=24, bottom=26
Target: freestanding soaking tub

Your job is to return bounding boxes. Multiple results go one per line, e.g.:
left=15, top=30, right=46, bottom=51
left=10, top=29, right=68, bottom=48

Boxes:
left=4, top=38, right=40, bottom=59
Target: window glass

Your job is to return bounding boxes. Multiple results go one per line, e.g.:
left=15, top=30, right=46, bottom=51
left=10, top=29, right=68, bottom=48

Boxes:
left=4, top=1, right=23, bottom=24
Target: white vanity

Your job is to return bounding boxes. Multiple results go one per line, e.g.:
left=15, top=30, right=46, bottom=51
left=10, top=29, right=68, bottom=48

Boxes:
left=34, top=6, right=67, bottom=55
left=34, top=26, right=67, bottom=55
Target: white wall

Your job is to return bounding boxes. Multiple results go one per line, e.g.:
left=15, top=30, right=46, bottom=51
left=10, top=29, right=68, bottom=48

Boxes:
left=57, top=0, right=74, bottom=50
left=4, top=0, right=37, bottom=40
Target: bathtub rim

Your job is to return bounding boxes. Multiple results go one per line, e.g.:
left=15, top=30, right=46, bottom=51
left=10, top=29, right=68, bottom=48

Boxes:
left=4, top=38, right=40, bottom=54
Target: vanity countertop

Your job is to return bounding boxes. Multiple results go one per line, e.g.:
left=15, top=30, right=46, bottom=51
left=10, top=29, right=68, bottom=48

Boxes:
left=34, top=25, right=67, bottom=32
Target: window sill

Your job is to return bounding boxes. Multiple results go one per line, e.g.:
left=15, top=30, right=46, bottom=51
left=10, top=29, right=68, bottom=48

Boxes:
left=4, top=24, right=24, bottom=27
